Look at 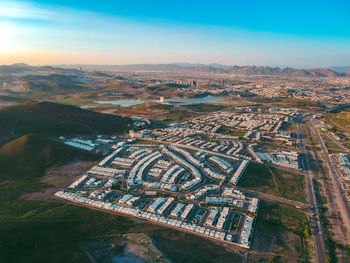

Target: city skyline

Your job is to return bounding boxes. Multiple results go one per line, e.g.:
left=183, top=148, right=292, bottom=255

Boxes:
left=0, top=0, right=350, bottom=67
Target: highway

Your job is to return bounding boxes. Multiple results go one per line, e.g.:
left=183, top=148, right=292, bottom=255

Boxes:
left=309, top=119, right=350, bottom=243
left=297, top=122, right=326, bottom=263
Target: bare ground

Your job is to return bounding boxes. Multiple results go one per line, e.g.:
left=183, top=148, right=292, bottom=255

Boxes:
left=20, top=160, right=95, bottom=200
left=80, top=233, right=171, bottom=263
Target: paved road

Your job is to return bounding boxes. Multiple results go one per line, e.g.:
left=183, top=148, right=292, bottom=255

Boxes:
left=297, top=122, right=326, bottom=263
left=309, top=119, right=350, bottom=244
left=137, top=136, right=328, bottom=261
left=141, top=138, right=306, bottom=176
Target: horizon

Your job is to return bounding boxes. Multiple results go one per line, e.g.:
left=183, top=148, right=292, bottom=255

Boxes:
left=0, top=1, right=350, bottom=67
left=2, top=62, right=350, bottom=71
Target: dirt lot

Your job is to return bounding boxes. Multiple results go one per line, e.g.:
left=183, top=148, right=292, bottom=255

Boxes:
left=21, top=160, right=95, bottom=200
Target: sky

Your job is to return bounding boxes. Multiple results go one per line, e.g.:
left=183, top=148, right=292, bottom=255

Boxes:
left=0, top=0, right=349, bottom=67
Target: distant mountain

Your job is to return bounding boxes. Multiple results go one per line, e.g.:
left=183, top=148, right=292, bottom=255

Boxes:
left=0, top=63, right=37, bottom=74
left=19, top=74, right=87, bottom=93
left=2, top=63, right=348, bottom=77
left=57, top=63, right=345, bottom=77
left=229, top=65, right=342, bottom=77
left=172, top=63, right=231, bottom=70
left=0, top=63, right=81, bottom=75
left=56, top=63, right=230, bottom=72
left=0, top=101, right=133, bottom=137
left=329, top=66, right=350, bottom=74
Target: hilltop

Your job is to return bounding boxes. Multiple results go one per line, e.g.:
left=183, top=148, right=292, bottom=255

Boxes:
left=0, top=101, right=132, bottom=137
left=0, top=63, right=81, bottom=75
left=19, top=74, right=87, bottom=93
left=0, top=134, right=98, bottom=179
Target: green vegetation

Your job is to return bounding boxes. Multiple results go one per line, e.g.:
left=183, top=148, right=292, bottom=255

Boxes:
left=0, top=98, right=316, bottom=262
left=145, top=83, right=196, bottom=98
left=114, top=102, right=198, bottom=122
left=114, top=102, right=227, bottom=122
left=324, top=110, right=350, bottom=134
left=248, top=201, right=311, bottom=262
left=183, top=103, right=227, bottom=113
left=150, top=229, right=242, bottom=263
left=258, top=138, right=284, bottom=150
left=21, top=74, right=86, bottom=94
left=257, top=138, right=299, bottom=152
left=135, top=138, right=163, bottom=145
left=0, top=135, right=98, bottom=179
left=279, top=121, right=297, bottom=132
left=229, top=213, right=240, bottom=232
left=218, top=126, right=246, bottom=137
left=0, top=179, right=163, bottom=263
left=321, top=134, right=344, bottom=154
left=238, top=163, right=307, bottom=203
left=251, top=97, right=322, bottom=111
left=0, top=101, right=132, bottom=137
left=0, top=136, right=134, bottom=263
left=306, top=145, right=322, bottom=152
left=0, top=132, right=240, bottom=262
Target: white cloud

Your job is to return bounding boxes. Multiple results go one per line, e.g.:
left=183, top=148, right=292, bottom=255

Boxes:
left=0, top=1, right=53, bottom=20
left=0, top=1, right=349, bottom=66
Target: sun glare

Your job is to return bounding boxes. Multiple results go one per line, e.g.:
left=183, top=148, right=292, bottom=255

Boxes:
left=0, top=23, right=16, bottom=51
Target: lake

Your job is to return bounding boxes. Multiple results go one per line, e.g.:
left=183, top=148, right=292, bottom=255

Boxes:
left=96, top=95, right=223, bottom=107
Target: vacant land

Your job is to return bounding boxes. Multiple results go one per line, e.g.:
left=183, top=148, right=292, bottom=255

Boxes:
left=113, top=102, right=228, bottom=122
left=0, top=134, right=98, bottom=179
left=0, top=101, right=132, bottom=137
left=238, top=163, right=307, bottom=203
left=150, top=229, right=242, bottom=263
left=324, top=110, right=350, bottom=134
left=321, top=134, right=344, bottom=154
left=81, top=233, right=171, bottom=263
left=218, top=126, right=246, bottom=137
left=251, top=97, right=322, bottom=112
left=249, top=201, right=312, bottom=262
left=0, top=180, right=243, bottom=263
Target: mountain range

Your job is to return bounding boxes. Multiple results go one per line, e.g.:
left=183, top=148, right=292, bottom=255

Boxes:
left=55, top=63, right=350, bottom=77
left=1, top=63, right=350, bottom=77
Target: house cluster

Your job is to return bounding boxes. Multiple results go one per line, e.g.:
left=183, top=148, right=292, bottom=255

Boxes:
left=188, top=111, right=288, bottom=133
left=55, top=188, right=256, bottom=249
left=256, top=151, right=300, bottom=169
left=206, top=187, right=259, bottom=214
left=144, top=127, right=246, bottom=159
left=337, top=153, right=350, bottom=200
left=142, top=110, right=296, bottom=153
left=56, top=136, right=259, bottom=249
left=59, top=135, right=119, bottom=153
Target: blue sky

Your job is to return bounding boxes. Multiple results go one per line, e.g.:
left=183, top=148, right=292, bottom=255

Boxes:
left=0, top=0, right=349, bottom=67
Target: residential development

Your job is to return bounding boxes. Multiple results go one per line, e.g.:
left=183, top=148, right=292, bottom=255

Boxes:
left=56, top=139, right=258, bottom=248
left=55, top=108, right=305, bottom=250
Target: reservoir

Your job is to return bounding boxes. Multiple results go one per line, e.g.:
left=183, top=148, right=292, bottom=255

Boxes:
left=96, top=95, right=223, bottom=107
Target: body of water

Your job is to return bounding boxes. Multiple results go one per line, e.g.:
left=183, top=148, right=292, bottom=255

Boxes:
left=96, top=95, right=222, bottom=107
